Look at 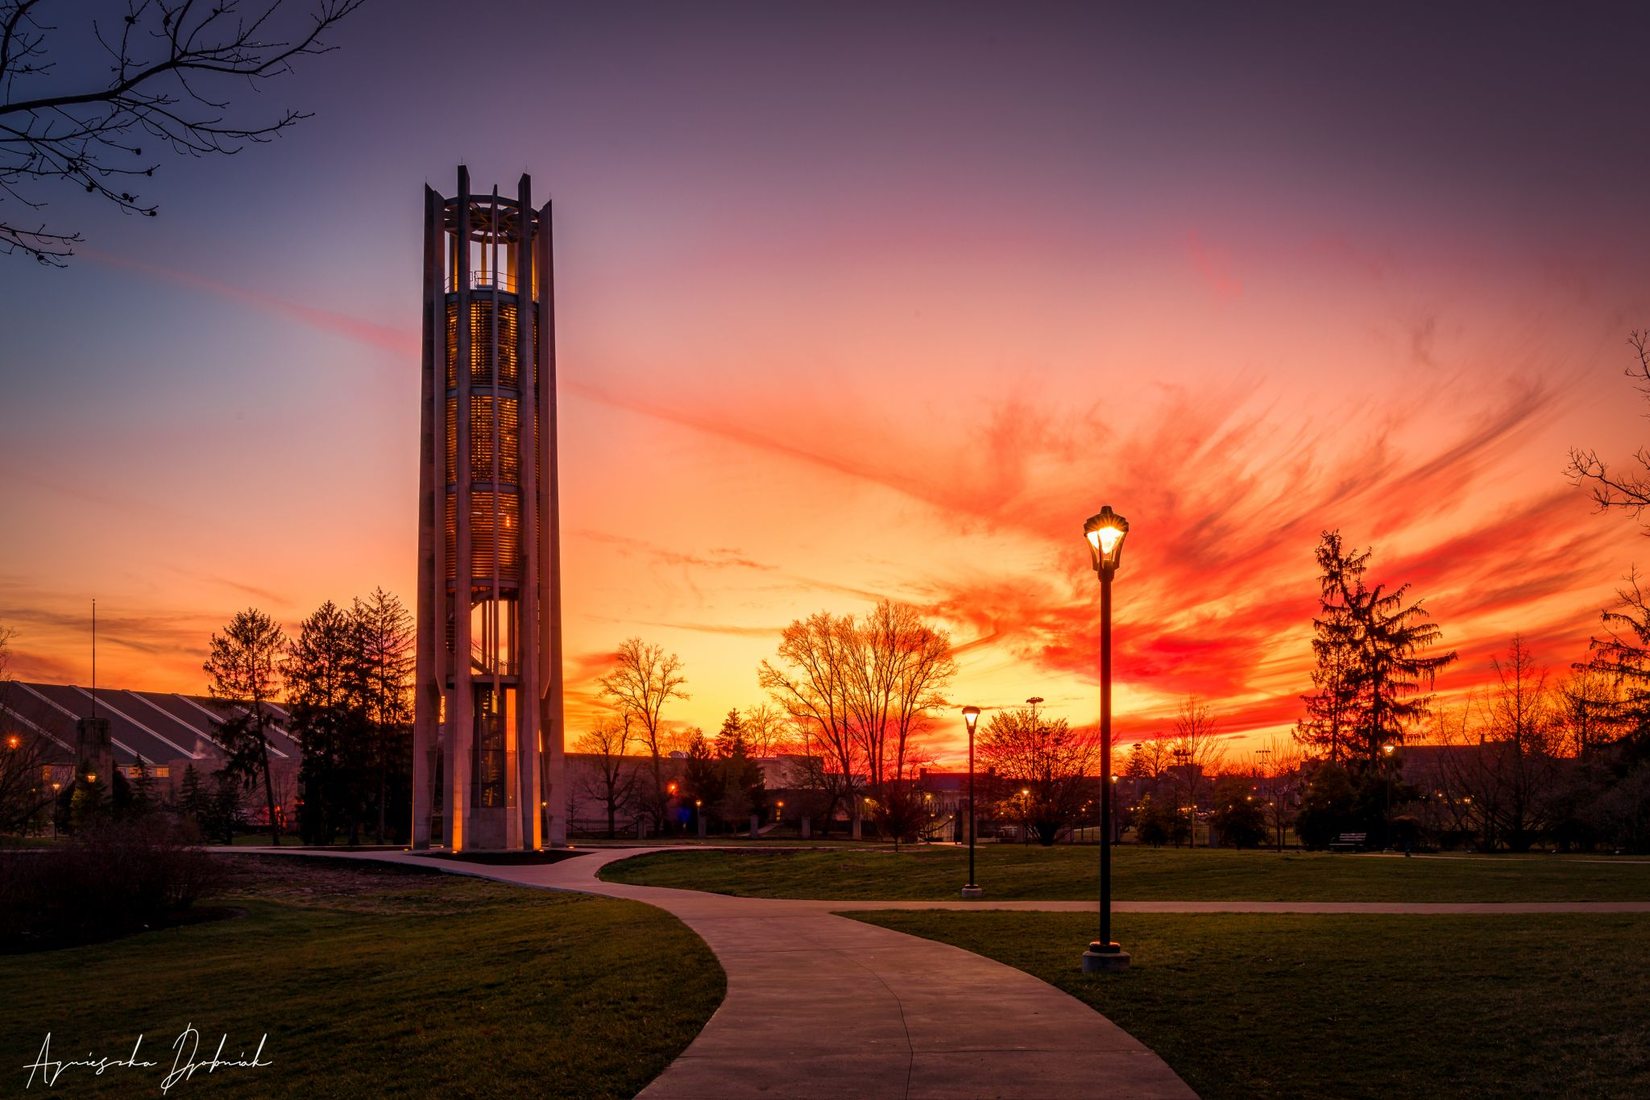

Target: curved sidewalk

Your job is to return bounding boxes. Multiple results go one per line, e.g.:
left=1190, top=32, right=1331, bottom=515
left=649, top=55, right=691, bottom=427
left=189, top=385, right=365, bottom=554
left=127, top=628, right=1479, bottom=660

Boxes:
left=298, top=848, right=1197, bottom=1100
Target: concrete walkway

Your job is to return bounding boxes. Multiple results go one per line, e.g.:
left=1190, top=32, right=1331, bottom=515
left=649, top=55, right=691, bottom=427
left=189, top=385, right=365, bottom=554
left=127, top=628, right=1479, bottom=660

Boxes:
left=241, top=846, right=1650, bottom=1098
left=262, top=847, right=1197, bottom=1099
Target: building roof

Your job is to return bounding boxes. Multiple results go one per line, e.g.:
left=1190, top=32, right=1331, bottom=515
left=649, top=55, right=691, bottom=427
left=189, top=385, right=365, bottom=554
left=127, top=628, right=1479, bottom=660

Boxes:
left=0, top=681, right=300, bottom=766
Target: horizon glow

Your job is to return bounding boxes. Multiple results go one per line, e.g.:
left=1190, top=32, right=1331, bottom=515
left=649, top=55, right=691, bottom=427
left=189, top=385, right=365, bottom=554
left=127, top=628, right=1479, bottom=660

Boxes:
left=3, top=3, right=1649, bottom=768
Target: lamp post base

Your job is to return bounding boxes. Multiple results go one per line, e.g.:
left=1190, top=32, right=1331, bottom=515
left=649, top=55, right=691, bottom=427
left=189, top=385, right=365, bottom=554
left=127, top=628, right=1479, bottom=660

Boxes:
left=960, top=884, right=984, bottom=899
left=1081, top=941, right=1131, bottom=973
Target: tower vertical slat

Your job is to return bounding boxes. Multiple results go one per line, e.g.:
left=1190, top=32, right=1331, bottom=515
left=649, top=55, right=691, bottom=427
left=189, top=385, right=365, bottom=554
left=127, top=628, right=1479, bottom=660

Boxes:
left=412, top=185, right=440, bottom=849
left=516, top=173, right=542, bottom=848
left=451, top=165, right=474, bottom=851
left=539, top=196, right=567, bottom=848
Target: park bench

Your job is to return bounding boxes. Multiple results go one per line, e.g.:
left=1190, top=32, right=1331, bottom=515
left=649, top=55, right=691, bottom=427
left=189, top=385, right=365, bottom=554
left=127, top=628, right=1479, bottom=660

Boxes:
left=1329, top=832, right=1367, bottom=851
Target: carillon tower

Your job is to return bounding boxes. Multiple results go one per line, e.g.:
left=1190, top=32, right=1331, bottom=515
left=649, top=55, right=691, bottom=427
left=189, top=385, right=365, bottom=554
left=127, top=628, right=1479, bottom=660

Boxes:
left=413, top=167, right=565, bottom=850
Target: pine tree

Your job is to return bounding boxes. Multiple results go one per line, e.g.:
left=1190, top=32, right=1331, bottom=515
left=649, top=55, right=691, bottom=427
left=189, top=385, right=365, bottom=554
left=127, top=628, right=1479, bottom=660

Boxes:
left=716, top=715, right=766, bottom=827
left=1297, top=532, right=1456, bottom=766
left=352, top=589, right=414, bottom=843
left=683, top=730, right=723, bottom=831
left=1354, top=575, right=1456, bottom=763
left=179, top=762, right=211, bottom=838
left=285, top=600, right=371, bottom=845
left=204, top=607, right=287, bottom=845
left=1297, top=532, right=1368, bottom=763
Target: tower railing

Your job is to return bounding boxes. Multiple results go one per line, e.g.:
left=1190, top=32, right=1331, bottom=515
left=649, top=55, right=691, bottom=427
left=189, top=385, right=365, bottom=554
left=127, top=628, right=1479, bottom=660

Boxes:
left=444, top=270, right=519, bottom=294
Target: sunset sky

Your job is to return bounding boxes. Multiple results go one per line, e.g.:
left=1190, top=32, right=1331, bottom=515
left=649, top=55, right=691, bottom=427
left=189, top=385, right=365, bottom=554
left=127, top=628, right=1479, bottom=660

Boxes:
left=4, top=2, right=1650, bottom=765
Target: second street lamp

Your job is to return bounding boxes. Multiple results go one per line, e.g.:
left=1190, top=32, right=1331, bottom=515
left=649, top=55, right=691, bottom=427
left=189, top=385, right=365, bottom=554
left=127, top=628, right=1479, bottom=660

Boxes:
left=1081, top=504, right=1131, bottom=973
left=961, top=705, right=983, bottom=898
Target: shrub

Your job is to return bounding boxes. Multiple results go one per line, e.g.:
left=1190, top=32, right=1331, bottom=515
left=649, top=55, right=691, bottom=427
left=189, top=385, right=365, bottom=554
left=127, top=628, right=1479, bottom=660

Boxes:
left=0, top=815, right=222, bottom=952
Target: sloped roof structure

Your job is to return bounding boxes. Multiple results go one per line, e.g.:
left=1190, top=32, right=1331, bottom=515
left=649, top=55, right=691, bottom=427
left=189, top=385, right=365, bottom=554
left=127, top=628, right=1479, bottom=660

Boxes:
left=0, top=681, right=301, bottom=766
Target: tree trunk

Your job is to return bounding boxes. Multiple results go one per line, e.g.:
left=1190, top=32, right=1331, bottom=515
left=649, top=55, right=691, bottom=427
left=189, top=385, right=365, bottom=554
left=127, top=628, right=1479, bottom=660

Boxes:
left=258, top=718, right=280, bottom=846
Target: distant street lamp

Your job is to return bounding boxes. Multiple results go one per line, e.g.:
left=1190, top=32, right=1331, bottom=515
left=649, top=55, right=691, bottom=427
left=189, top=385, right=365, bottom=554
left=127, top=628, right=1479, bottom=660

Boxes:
left=695, top=798, right=704, bottom=839
left=1081, top=505, right=1131, bottom=973
left=961, top=706, right=983, bottom=899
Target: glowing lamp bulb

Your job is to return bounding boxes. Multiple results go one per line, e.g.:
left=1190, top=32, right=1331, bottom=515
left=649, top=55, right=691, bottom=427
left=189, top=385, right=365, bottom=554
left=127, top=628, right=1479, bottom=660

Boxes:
left=1082, top=506, right=1130, bottom=574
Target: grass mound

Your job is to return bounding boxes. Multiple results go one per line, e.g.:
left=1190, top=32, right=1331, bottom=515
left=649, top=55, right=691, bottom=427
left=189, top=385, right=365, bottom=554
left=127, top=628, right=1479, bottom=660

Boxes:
left=2, top=855, right=724, bottom=1099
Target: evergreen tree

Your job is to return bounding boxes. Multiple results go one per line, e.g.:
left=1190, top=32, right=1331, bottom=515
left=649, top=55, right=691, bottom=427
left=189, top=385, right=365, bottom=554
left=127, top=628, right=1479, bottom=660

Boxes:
left=682, top=730, right=724, bottom=831
left=716, top=713, right=767, bottom=828
left=285, top=600, right=371, bottom=845
left=352, top=588, right=414, bottom=843
left=1297, top=531, right=1456, bottom=766
left=204, top=607, right=287, bottom=845
left=1297, top=532, right=1367, bottom=763
left=179, top=762, right=211, bottom=838
left=1209, top=774, right=1266, bottom=848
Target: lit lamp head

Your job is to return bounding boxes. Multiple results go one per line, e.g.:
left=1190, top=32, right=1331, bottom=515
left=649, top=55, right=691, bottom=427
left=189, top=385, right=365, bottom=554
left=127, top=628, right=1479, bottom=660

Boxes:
left=1083, top=505, right=1130, bottom=578
left=962, top=706, right=981, bottom=734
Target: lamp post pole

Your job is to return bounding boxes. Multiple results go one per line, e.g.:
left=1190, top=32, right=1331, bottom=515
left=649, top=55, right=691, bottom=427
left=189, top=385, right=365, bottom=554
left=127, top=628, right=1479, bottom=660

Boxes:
left=961, top=706, right=982, bottom=898
left=1082, top=505, right=1131, bottom=973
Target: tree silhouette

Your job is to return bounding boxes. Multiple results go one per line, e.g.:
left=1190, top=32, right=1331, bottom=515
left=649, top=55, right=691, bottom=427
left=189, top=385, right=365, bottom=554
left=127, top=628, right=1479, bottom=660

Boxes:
left=0, top=0, right=363, bottom=264
left=1568, top=331, right=1650, bottom=525
left=1297, top=532, right=1368, bottom=763
left=203, top=606, right=286, bottom=845
left=976, top=704, right=1097, bottom=846
left=599, top=637, right=688, bottom=832
left=1297, top=531, right=1456, bottom=765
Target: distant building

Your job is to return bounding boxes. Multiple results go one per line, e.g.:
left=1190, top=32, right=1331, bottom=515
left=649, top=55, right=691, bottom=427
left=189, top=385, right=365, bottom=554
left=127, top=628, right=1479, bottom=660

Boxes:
left=0, top=680, right=301, bottom=825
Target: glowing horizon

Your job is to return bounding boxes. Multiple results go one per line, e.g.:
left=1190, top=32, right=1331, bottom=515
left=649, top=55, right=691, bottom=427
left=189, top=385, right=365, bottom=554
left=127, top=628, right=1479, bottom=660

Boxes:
left=3, top=4, right=1649, bottom=769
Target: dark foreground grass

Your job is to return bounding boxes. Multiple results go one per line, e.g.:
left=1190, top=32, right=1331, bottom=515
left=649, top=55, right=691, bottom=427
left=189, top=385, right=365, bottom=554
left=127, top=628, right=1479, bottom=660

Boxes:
left=602, top=844, right=1650, bottom=901
left=854, top=910, right=1650, bottom=1100
left=0, top=856, right=723, bottom=1099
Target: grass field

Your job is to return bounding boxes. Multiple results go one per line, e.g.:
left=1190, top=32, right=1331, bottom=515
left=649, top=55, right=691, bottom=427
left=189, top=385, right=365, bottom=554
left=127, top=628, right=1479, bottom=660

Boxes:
left=854, top=909, right=1650, bottom=1100
left=0, top=856, right=723, bottom=1099
left=600, top=844, right=1650, bottom=901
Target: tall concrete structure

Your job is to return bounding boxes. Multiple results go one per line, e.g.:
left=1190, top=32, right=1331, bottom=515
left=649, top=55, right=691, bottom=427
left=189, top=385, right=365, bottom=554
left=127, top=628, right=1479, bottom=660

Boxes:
left=413, top=167, right=565, bottom=850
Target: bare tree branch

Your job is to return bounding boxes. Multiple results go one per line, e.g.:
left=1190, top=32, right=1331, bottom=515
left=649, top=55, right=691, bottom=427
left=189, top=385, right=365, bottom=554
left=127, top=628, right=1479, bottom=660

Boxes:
left=0, top=0, right=363, bottom=265
left=1567, top=331, right=1650, bottom=524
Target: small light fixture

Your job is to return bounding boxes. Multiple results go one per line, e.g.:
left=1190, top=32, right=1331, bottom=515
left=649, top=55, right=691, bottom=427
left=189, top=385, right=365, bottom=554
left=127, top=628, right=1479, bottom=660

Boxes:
left=963, top=705, right=980, bottom=733
left=1083, top=506, right=1130, bottom=576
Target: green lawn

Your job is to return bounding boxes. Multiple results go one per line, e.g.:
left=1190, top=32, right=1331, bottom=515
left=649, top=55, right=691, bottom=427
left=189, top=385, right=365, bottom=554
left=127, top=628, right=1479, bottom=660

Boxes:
left=854, top=910, right=1650, bottom=1100
left=1, top=856, right=723, bottom=1099
left=600, top=844, right=1650, bottom=901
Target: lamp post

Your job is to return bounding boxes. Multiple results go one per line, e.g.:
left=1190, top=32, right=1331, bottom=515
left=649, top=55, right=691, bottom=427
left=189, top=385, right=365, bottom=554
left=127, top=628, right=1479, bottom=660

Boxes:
left=961, top=705, right=982, bottom=898
left=1081, top=505, right=1131, bottom=973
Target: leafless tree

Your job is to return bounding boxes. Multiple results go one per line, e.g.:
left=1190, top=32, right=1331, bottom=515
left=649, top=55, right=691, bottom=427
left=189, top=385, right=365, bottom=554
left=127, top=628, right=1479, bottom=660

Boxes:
left=760, top=600, right=954, bottom=840
left=1569, top=331, right=1650, bottom=524
left=1, top=0, right=364, bottom=264
left=843, top=600, right=954, bottom=837
left=1439, top=637, right=1564, bottom=852
left=1, top=623, right=61, bottom=833
left=574, top=714, right=638, bottom=839
left=1256, top=734, right=1304, bottom=850
left=977, top=704, right=1098, bottom=846
left=598, top=637, right=687, bottom=831
left=740, top=701, right=793, bottom=759
left=759, top=611, right=860, bottom=831
left=1558, top=667, right=1624, bottom=756
left=1167, top=697, right=1227, bottom=818
left=1123, top=733, right=1176, bottom=780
